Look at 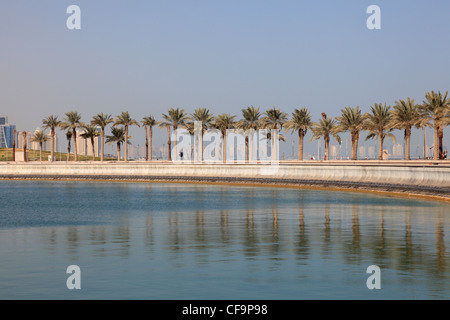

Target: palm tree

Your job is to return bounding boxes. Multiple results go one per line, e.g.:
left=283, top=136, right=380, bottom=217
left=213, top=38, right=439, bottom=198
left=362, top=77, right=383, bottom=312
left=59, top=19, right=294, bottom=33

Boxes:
left=213, top=113, right=237, bottom=162
left=61, top=111, right=83, bottom=161
left=182, top=121, right=196, bottom=160
left=65, top=130, right=72, bottom=161
left=265, top=131, right=287, bottom=143
left=311, top=113, right=341, bottom=160
left=190, top=108, right=214, bottom=161
left=284, top=108, right=313, bottom=161
left=415, top=116, right=431, bottom=160
left=158, top=108, right=188, bottom=161
left=106, top=127, right=130, bottom=161
left=335, top=106, right=365, bottom=160
left=238, top=106, right=262, bottom=161
left=113, top=111, right=139, bottom=162
left=42, top=115, right=61, bottom=162
left=261, top=107, right=288, bottom=161
left=80, top=125, right=100, bottom=161
left=22, top=131, right=27, bottom=162
left=91, top=113, right=113, bottom=162
left=31, top=129, right=49, bottom=161
left=363, top=103, right=395, bottom=160
left=141, top=115, right=157, bottom=161
left=390, top=98, right=420, bottom=160
left=421, top=91, right=450, bottom=160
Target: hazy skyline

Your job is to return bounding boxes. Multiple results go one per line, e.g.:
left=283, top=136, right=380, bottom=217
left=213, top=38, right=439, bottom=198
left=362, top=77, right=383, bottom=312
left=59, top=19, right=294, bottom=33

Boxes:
left=1, top=0, right=449, bottom=157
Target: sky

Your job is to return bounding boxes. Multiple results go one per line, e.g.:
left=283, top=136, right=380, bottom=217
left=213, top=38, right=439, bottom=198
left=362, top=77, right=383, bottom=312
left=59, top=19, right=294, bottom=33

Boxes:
left=1, top=0, right=449, bottom=159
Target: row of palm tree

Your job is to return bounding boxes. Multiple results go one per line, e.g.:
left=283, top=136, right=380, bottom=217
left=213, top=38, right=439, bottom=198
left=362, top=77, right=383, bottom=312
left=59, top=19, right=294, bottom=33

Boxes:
left=289, top=91, right=450, bottom=161
left=33, top=90, right=449, bottom=162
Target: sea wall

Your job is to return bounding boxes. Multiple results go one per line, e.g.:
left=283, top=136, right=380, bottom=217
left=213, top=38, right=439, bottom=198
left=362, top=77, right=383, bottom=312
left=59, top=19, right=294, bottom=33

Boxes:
left=0, top=162, right=449, bottom=188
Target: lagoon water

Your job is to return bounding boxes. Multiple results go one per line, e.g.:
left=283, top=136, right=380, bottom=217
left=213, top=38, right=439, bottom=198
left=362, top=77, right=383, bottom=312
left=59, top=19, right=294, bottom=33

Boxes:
left=0, top=180, right=449, bottom=299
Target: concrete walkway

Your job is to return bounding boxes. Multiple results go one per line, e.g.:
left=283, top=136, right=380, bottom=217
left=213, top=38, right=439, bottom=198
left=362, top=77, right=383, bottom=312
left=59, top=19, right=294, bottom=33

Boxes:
left=1, top=161, right=449, bottom=201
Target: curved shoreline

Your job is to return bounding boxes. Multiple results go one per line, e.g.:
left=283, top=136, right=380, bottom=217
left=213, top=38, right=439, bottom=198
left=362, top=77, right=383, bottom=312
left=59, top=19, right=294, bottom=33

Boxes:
left=1, top=174, right=450, bottom=203
left=1, top=161, right=449, bottom=203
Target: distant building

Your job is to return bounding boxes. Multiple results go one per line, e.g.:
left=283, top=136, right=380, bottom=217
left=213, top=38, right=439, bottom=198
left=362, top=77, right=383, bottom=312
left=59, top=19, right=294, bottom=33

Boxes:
left=358, top=146, right=366, bottom=159
left=17, top=131, right=32, bottom=149
left=368, top=146, right=375, bottom=159
left=330, top=145, right=338, bottom=159
left=0, top=116, right=16, bottom=148
left=393, top=143, right=404, bottom=159
left=44, top=132, right=58, bottom=152
left=75, top=129, right=100, bottom=157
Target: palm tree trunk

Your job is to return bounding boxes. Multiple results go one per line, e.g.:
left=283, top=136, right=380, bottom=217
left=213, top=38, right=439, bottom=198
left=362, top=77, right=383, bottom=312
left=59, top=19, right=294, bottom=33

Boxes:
left=173, top=126, right=178, bottom=161
left=22, top=131, right=27, bottom=162
left=73, top=128, right=78, bottom=161
left=12, top=129, right=16, bottom=161
left=438, top=126, right=443, bottom=159
left=124, top=125, right=128, bottom=162
left=90, top=137, right=95, bottom=161
left=144, top=126, right=148, bottom=161
left=378, top=131, right=384, bottom=160
left=223, top=132, right=227, bottom=163
left=167, top=127, right=171, bottom=161
left=67, top=139, right=71, bottom=161
left=249, top=132, right=253, bottom=162
left=405, top=127, right=411, bottom=161
left=433, top=122, right=439, bottom=160
left=117, top=142, right=121, bottom=161
left=200, top=131, right=204, bottom=161
left=100, top=130, right=105, bottom=162
left=245, top=136, right=248, bottom=162
left=423, top=125, right=427, bottom=159
left=298, top=130, right=304, bottom=161
left=272, top=129, right=278, bottom=161
left=351, top=139, right=357, bottom=161
left=324, top=135, right=330, bottom=161
left=351, top=131, right=359, bottom=161
left=50, top=129, right=55, bottom=162
left=39, top=143, right=43, bottom=161
left=149, top=127, right=153, bottom=161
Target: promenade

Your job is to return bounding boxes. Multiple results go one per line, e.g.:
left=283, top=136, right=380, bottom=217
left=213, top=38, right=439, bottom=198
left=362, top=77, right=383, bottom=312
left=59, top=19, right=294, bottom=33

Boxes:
left=1, top=160, right=449, bottom=201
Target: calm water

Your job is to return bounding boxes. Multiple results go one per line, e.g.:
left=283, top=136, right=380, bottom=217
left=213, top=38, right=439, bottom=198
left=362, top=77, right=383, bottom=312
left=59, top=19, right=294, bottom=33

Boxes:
left=0, top=180, right=449, bottom=299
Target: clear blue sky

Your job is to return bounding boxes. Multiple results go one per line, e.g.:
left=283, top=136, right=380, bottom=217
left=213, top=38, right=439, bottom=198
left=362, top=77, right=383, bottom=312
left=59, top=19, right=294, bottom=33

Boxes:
left=1, top=0, right=449, bottom=158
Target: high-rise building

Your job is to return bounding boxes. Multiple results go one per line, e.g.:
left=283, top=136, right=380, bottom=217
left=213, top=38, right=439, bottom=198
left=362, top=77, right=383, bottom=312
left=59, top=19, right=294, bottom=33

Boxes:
left=17, top=131, right=32, bottom=149
left=0, top=116, right=16, bottom=148
left=43, top=132, right=58, bottom=152
left=75, top=129, right=100, bottom=157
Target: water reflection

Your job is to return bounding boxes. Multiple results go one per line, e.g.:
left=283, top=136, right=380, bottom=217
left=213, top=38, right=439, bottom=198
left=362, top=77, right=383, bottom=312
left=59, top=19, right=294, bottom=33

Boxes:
left=295, top=202, right=309, bottom=262
left=1, top=183, right=450, bottom=299
left=20, top=200, right=448, bottom=278
left=145, top=216, right=154, bottom=252
left=322, top=204, right=331, bottom=257
left=351, top=203, right=360, bottom=252
left=90, top=226, right=106, bottom=257
left=436, top=216, right=446, bottom=272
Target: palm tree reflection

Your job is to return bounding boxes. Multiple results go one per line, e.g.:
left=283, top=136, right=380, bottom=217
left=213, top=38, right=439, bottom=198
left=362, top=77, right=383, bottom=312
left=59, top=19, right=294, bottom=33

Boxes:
left=295, top=200, right=309, bottom=262
left=351, top=204, right=360, bottom=248
left=322, top=204, right=331, bottom=257
left=220, top=210, right=229, bottom=242
left=435, top=215, right=446, bottom=272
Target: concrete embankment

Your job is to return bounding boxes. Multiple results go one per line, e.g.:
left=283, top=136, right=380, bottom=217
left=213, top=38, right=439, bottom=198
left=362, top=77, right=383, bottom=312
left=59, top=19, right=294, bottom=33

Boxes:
left=0, top=161, right=449, bottom=201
